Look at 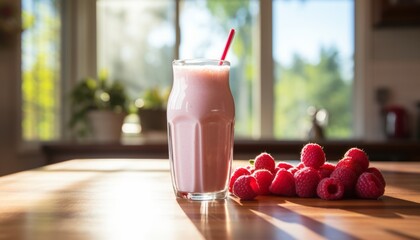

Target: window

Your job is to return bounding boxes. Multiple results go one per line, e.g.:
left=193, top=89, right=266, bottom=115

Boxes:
left=273, top=0, right=354, bottom=139
left=21, top=0, right=61, bottom=141
left=97, top=0, right=259, bottom=139
left=179, top=0, right=259, bottom=138
left=97, top=0, right=175, bottom=99
left=97, top=0, right=354, bottom=140
left=21, top=0, right=355, bottom=142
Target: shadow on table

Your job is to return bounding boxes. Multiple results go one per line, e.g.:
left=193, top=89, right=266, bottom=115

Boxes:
left=177, top=196, right=360, bottom=240
left=177, top=197, right=294, bottom=240
left=287, top=195, right=420, bottom=219
left=0, top=171, right=103, bottom=239
left=382, top=170, right=420, bottom=192
left=286, top=195, right=420, bottom=240
left=383, top=228, right=420, bottom=240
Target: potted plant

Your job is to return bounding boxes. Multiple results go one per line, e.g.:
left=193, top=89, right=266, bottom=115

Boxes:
left=69, top=77, right=129, bottom=142
left=136, top=87, right=169, bottom=133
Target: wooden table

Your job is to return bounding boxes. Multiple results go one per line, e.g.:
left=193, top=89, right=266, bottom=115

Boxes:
left=0, top=159, right=419, bottom=240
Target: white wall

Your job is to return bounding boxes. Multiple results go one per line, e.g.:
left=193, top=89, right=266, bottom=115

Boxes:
left=367, top=28, right=420, bottom=140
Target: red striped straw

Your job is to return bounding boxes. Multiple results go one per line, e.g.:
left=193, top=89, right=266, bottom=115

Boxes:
left=219, top=28, right=236, bottom=65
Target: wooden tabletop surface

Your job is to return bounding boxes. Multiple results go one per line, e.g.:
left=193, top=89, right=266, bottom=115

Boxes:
left=0, top=159, right=419, bottom=240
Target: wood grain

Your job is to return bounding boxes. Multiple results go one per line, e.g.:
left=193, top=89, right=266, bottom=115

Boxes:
left=0, top=159, right=419, bottom=240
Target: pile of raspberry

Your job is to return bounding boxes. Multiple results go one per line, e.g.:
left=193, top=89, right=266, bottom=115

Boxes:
left=230, top=143, right=386, bottom=201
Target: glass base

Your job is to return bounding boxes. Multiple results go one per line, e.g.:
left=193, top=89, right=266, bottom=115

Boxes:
left=175, top=190, right=227, bottom=201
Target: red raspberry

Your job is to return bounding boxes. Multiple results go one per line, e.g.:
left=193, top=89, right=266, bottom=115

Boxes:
left=318, top=162, right=336, bottom=179
left=288, top=167, right=299, bottom=176
left=296, top=162, right=305, bottom=169
left=366, top=167, right=386, bottom=187
left=317, top=177, right=345, bottom=200
left=269, top=169, right=296, bottom=196
left=254, top=152, right=276, bottom=173
left=294, top=167, right=321, bottom=198
left=232, top=175, right=260, bottom=200
left=246, top=165, right=255, bottom=174
left=300, top=143, right=326, bottom=169
left=229, top=167, right=250, bottom=193
left=277, top=161, right=294, bottom=170
left=330, top=166, right=357, bottom=196
left=344, top=147, right=369, bottom=172
left=336, top=157, right=363, bottom=175
left=355, top=172, right=385, bottom=199
left=252, top=169, right=274, bottom=195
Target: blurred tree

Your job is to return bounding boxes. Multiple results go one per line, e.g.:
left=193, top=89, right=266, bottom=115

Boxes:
left=98, top=2, right=174, bottom=99
left=205, top=0, right=256, bottom=137
left=206, top=1, right=351, bottom=139
left=275, top=47, right=352, bottom=139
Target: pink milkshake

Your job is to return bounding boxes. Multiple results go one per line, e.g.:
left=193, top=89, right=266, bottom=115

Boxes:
left=167, top=59, right=235, bottom=200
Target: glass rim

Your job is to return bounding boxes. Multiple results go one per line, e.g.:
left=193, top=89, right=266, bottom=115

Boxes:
left=173, top=58, right=230, bottom=66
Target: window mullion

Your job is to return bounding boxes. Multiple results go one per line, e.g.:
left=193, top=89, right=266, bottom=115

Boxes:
left=75, top=0, right=97, bottom=82
left=354, top=0, right=371, bottom=140
left=175, top=0, right=180, bottom=60
left=62, top=0, right=97, bottom=140
left=257, top=0, right=274, bottom=139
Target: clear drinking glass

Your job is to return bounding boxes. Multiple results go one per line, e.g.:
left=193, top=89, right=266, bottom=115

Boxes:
left=167, top=59, right=235, bottom=200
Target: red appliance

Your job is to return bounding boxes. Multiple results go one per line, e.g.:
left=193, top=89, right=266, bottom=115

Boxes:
left=384, top=106, right=409, bottom=139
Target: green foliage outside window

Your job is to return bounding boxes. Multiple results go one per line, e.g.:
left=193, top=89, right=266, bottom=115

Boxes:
left=205, top=0, right=257, bottom=137
left=206, top=0, right=353, bottom=139
left=275, top=48, right=352, bottom=139
left=22, top=0, right=61, bottom=141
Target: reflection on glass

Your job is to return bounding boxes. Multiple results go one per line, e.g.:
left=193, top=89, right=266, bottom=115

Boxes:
left=273, top=0, right=354, bottom=139
left=179, top=0, right=259, bottom=138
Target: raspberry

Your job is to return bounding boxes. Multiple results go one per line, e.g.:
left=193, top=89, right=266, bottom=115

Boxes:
left=252, top=169, right=274, bottom=195
left=317, top=177, right=345, bottom=200
left=246, top=165, right=255, bottom=174
left=294, top=167, right=321, bottom=198
left=300, top=143, right=326, bottom=169
left=330, top=166, right=357, bottom=196
left=344, top=147, right=369, bottom=172
left=269, top=169, right=296, bottom=196
left=229, top=167, right=250, bottom=193
left=277, top=161, right=294, bottom=170
left=366, top=167, right=386, bottom=187
left=254, top=152, right=276, bottom=173
left=232, top=175, right=260, bottom=200
left=318, top=162, right=336, bottom=179
left=336, top=157, right=363, bottom=175
left=355, top=172, right=385, bottom=199
left=288, top=167, right=299, bottom=176
left=296, top=162, right=305, bottom=169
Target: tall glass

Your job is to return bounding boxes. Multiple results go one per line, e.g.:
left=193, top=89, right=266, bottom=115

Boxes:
left=167, top=59, right=235, bottom=200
